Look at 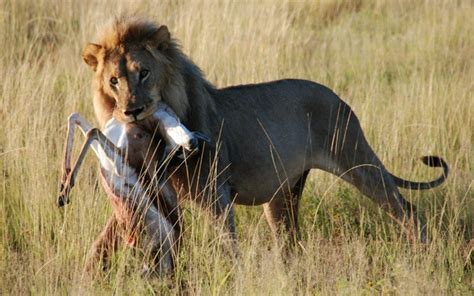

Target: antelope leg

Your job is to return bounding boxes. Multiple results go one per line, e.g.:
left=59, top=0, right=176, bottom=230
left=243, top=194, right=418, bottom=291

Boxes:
left=58, top=128, right=126, bottom=207
left=61, top=113, right=93, bottom=186
left=153, top=103, right=196, bottom=151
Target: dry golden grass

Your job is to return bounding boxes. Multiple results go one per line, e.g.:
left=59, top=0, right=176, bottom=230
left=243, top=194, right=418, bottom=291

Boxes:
left=1, top=0, right=473, bottom=294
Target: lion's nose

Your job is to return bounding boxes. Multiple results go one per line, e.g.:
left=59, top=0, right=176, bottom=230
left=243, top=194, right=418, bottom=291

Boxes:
left=123, top=107, right=144, bottom=118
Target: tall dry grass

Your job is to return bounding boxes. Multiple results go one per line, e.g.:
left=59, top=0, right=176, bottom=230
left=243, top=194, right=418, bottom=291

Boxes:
left=1, top=0, right=473, bottom=294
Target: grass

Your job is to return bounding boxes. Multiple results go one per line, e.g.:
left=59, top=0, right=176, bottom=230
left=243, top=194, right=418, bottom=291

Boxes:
left=1, top=0, right=473, bottom=294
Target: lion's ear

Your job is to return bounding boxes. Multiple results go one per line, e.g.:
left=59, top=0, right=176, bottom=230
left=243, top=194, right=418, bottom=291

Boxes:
left=150, top=25, right=170, bottom=51
left=82, top=43, right=102, bottom=71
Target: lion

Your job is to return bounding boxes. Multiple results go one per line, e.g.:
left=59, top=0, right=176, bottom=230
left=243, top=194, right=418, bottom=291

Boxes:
left=81, top=18, right=448, bottom=250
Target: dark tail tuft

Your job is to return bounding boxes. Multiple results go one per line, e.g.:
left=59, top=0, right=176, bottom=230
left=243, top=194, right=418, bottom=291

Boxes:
left=420, top=155, right=447, bottom=168
left=390, top=155, right=449, bottom=190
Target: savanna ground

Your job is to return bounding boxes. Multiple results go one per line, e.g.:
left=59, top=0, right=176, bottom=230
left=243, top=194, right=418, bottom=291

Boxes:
left=1, top=0, right=473, bottom=294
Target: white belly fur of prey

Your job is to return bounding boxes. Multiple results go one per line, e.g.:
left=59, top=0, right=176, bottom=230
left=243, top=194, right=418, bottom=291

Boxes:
left=93, top=106, right=195, bottom=180
left=91, top=113, right=176, bottom=268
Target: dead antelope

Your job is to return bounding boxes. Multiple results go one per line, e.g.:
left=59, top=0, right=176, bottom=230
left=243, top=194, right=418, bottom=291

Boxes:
left=58, top=102, right=206, bottom=275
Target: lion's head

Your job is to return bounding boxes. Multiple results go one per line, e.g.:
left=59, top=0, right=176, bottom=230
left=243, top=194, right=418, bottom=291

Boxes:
left=82, top=18, right=189, bottom=123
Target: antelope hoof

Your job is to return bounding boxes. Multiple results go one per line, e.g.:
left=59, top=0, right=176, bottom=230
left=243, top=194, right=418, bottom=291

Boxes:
left=57, top=193, right=70, bottom=207
left=193, top=131, right=210, bottom=144
left=186, top=131, right=210, bottom=153
left=189, top=137, right=199, bottom=152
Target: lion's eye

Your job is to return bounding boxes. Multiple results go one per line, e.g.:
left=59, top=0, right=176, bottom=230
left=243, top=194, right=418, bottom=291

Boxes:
left=139, top=69, right=150, bottom=80
left=110, top=77, right=118, bottom=86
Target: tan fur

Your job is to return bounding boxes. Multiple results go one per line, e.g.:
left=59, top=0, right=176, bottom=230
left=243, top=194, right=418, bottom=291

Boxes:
left=83, top=17, right=189, bottom=127
left=83, top=18, right=449, bottom=246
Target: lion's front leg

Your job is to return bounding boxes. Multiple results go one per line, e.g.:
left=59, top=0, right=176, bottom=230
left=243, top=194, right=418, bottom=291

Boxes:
left=215, top=184, right=237, bottom=239
left=198, top=179, right=238, bottom=254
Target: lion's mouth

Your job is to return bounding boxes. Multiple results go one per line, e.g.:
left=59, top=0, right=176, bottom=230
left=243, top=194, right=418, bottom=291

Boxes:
left=123, top=107, right=144, bottom=121
left=115, top=101, right=158, bottom=123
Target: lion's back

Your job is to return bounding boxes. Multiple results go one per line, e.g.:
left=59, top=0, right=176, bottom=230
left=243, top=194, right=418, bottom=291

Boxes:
left=215, top=79, right=341, bottom=115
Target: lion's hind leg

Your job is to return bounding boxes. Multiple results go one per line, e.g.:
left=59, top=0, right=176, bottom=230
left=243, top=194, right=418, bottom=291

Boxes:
left=343, top=164, right=425, bottom=241
left=321, top=141, right=424, bottom=241
left=311, top=103, right=425, bottom=241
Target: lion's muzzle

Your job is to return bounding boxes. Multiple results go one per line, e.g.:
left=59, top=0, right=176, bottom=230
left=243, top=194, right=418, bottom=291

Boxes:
left=123, top=107, right=145, bottom=121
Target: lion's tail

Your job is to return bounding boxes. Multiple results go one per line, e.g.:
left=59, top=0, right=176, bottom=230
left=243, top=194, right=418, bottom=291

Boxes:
left=390, top=156, right=449, bottom=190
